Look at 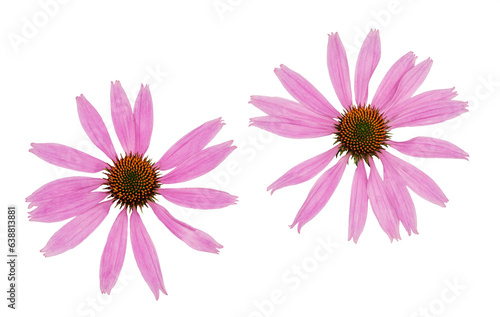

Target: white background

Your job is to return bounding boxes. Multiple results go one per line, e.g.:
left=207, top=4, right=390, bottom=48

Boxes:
left=1, top=0, right=499, bottom=316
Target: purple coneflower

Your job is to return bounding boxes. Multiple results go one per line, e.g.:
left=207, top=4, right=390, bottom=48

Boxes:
left=28, top=81, right=237, bottom=299
left=249, top=30, right=468, bottom=242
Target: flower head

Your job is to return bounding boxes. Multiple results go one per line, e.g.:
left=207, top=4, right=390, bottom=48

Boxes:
left=27, top=81, right=237, bottom=299
left=249, top=30, right=468, bottom=242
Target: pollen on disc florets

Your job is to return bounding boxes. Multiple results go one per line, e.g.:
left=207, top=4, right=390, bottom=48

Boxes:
left=334, top=104, right=390, bottom=164
left=104, top=153, right=161, bottom=210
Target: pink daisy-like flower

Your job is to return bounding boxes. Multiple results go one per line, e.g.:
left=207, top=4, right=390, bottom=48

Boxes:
left=249, top=30, right=468, bottom=242
left=27, top=81, right=237, bottom=299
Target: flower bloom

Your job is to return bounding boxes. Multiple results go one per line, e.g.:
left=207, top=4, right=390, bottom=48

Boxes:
left=27, top=81, right=237, bottom=299
left=249, top=30, right=468, bottom=242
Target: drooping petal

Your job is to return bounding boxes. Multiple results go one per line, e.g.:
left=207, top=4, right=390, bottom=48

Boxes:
left=150, top=202, right=222, bottom=253
left=100, top=208, right=128, bottom=295
left=268, top=146, right=338, bottom=194
left=389, top=100, right=468, bottom=128
left=372, top=52, right=417, bottom=110
left=29, top=192, right=108, bottom=222
left=76, top=94, right=117, bottom=160
left=290, top=155, right=349, bottom=233
left=26, top=176, right=103, bottom=204
left=354, top=29, right=381, bottom=106
left=389, top=137, right=469, bottom=159
left=158, top=188, right=237, bottom=209
left=30, top=143, right=107, bottom=173
left=249, top=96, right=333, bottom=127
left=381, top=151, right=448, bottom=207
left=249, top=116, right=334, bottom=139
left=40, top=200, right=112, bottom=257
left=160, top=141, right=236, bottom=184
left=110, top=81, right=135, bottom=154
left=384, top=58, right=433, bottom=110
left=366, top=157, right=401, bottom=241
left=348, top=161, right=368, bottom=243
left=327, top=32, right=352, bottom=109
left=157, top=118, right=224, bottom=171
left=130, top=209, right=167, bottom=300
left=133, top=84, right=154, bottom=155
left=274, top=65, right=340, bottom=118
left=379, top=152, right=418, bottom=235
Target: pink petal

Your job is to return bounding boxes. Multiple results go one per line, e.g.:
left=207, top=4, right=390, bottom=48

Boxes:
left=389, top=99, right=468, bottom=128
left=354, top=29, right=381, bottom=106
left=249, top=116, right=334, bottom=139
left=160, top=141, right=236, bottom=184
left=384, top=58, right=433, bottom=110
left=249, top=95, right=333, bottom=127
left=274, top=65, right=340, bottom=118
left=157, top=118, right=224, bottom=171
left=381, top=151, right=448, bottom=207
left=290, top=155, right=349, bottom=233
left=29, top=192, right=108, bottom=223
left=379, top=152, right=418, bottom=235
left=372, top=52, right=417, bottom=110
left=26, top=176, right=103, bottom=205
left=130, top=209, right=167, bottom=300
left=150, top=202, right=223, bottom=254
left=76, top=95, right=117, bottom=160
left=327, top=32, right=352, bottom=109
left=384, top=88, right=457, bottom=120
left=30, top=143, right=107, bottom=173
left=133, top=84, right=154, bottom=155
left=268, top=146, right=338, bottom=194
left=40, top=200, right=112, bottom=257
left=348, top=161, right=368, bottom=243
left=100, top=208, right=128, bottom=294
left=158, top=188, right=238, bottom=209
left=389, top=137, right=468, bottom=159
left=110, top=81, right=135, bottom=154
left=366, top=157, right=401, bottom=241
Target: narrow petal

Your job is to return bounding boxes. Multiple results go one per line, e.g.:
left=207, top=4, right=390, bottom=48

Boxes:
left=249, top=95, right=333, bottom=127
left=327, top=32, right=352, bottom=109
left=366, top=158, right=401, bottom=241
left=384, top=58, right=433, bottom=110
left=40, top=200, right=112, bottom=257
left=354, top=29, right=381, bottom=106
left=29, top=192, right=108, bottom=223
left=100, top=208, right=128, bottom=295
left=160, top=141, right=236, bottom=184
left=372, top=52, right=417, bottom=110
left=290, top=155, right=349, bottom=233
left=157, top=118, right=224, bottom=171
left=76, top=95, right=117, bottom=160
left=379, top=152, right=418, bottom=235
left=381, top=151, right=448, bottom=207
left=133, top=84, right=154, bottom=155
left=268, top=146, right=338, bottom=194
left=389, top=100, right=468, bottom=128
left=150, top=202, right=223, bottom=254
left=130, top=209, right=167, bottom=300
left=389, top=137, right=468, bottom=159
left=26, top=176, right=103, bottom=204
left=250, top=116, right=334, bottom=139
left=158, top=188, right=238, bottom=209
left=274, top=65, right=340, bottom=118
left=30, top=143, right=107, bottom=173
left=110, top=81, right=135, bottom=154
left=348, top=161, right=368, bottom=243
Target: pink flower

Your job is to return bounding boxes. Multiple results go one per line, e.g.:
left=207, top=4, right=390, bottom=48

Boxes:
left=27, top=81, right=237, bottom=299
left=249, top=30, right=468, bottom=242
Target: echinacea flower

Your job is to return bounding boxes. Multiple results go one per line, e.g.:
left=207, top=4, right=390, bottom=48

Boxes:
left=249, top=30, right=468, bottom=242
left=27, top=81, right=237, bottom=299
